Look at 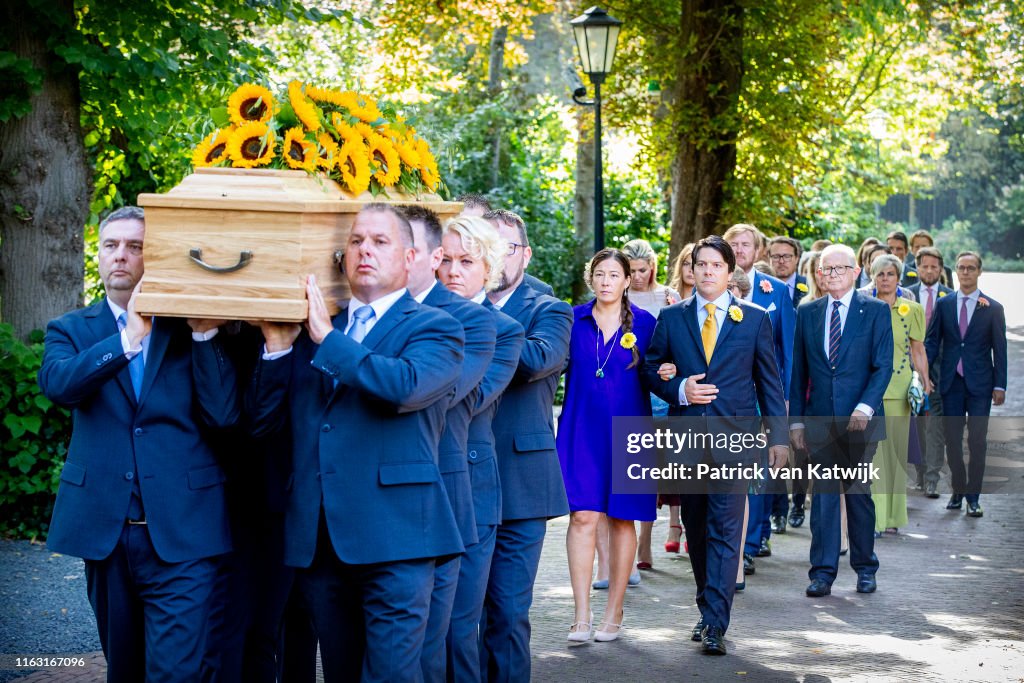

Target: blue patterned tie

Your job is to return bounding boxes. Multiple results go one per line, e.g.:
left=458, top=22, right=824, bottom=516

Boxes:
left=347, top=305, right=375, bottom=343
left=828, top=300, right=842, bottom=367
left=117, top=313, right=144, bottom=399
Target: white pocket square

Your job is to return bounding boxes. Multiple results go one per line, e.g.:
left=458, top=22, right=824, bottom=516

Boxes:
left=766, top=302, right=777, bottom=312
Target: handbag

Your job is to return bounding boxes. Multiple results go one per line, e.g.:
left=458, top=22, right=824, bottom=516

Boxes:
left=907, top=370, right=925, bottom=415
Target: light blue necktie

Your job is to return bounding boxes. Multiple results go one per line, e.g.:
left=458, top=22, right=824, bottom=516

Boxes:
left=347, top=305, right=375, bottom=343
left=117, top=313, right=144, bottom=399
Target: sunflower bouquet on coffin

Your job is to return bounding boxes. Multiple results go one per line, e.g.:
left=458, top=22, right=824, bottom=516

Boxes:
left=191, top=81, right=442, bottom=198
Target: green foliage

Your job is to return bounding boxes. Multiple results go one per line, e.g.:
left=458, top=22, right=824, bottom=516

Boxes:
left=934, top=217, right=981, bottom=258
left=0, top=324, right=71, bottom=539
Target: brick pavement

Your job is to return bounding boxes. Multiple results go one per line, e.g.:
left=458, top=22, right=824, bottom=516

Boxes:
left=7, top=487, right=1023, bottom=682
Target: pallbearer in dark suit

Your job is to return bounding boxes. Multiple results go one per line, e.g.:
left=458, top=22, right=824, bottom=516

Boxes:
left=402, top=208, right=496, bottom=683
left=790, top=244, right=893, bottom=598
left=925, top=251, right=1007, bottom=518
left=434, top=215, right=525, bottom=683
left=249, top=204, right=465, bottom=683
left=644, top=236, right=789, bottom=656
left=38, top=207, right=239, bottom=683
left=480, top=209, right=572, bottom=683
left=906, top=246, right=954, bottom=498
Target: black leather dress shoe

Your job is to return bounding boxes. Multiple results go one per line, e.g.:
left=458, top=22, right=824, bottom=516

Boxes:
left=757, top=538, right=772, bottom=557
left=966, top=501, right=984, bottom=518
left=925, top=481, right=939, bottom=498
left=701, top=626, right=727, bottom=655
left=788, top=506, right=805, bottom=528
left=946, top=494, right=963, bottom=510
left=691, top=618, right=704, bottom=642
left=743, top=553, right=755, bottom=575
left=856, top=575, right=877, bottom=593
left=806, top=579, right=832, bottom=597
left=770, top=514, right=787, bottom=534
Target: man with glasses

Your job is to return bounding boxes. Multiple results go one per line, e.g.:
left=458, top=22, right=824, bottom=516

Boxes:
left=925, top=252, right=1007, bottom=518
left=768, top=237, right=807, bottom=308
left=790, top=244, right=892, bottom=598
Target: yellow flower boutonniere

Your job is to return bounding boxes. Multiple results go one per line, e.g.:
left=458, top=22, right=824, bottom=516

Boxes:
left=897, top=302, right=910, bottom=317
left=978, top=297, right=990, bottom=307
left=939, top=291, right=948, bottom=298
left=760, top=279, right=773, bottom=294
left=728, top=305, right=743, bottom=322
left=620, top=332, right=637, bottom=349
left=796, top=282, right=809, bottom=293
left=907, top=270, right=918, bottom=278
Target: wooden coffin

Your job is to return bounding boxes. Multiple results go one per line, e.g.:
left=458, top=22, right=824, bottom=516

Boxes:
left=135, top=168, right=462, bottom=321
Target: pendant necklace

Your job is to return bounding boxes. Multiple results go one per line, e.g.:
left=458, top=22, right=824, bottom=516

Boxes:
left=595, top=327, right=620, bottom=379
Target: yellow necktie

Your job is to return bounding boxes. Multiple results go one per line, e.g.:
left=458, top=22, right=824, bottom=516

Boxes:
left=702, top=303, right=717, bottom=363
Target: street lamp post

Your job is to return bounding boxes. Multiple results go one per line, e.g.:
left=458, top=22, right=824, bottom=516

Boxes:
left=570, top=6, right=622, bottom=254
left=865, top=108, right=888, bottom=220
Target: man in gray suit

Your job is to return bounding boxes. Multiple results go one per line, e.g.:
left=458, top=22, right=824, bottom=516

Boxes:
left=906, top=246, right=954, bottom=498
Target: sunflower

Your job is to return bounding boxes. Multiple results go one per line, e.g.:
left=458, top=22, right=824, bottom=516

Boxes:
left=897, top=302, right=910, bottom=317
left=331, top=115, right=362, bottom=148
left=289, top=80, right=322, bottom=132
left=282, top=127, right=317, bottom=171
left=227, top=84, right=275, bottom=126
left=227, top=121, right=275, bottom=168
left=417, top=143, right=440, bottom=192
left=619, top=332, right=637, bottom=350
left=191, top=127, right=233, bottom=168
left=346, top=93, right=383, bottom=123
left=316, top=132, right=339, bottom=171
left=394, top=135, right=421, bottom=169
left=337, top=141, right=371, bottom=195
left=728, top=305, right=744, bottom=322
left=354, top=122, right=375, bottom=140
left=366, top=134, right=401, bottom=186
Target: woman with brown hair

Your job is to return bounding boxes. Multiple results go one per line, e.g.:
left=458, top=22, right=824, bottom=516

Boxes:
left=558, top=248, right=657, bottom=643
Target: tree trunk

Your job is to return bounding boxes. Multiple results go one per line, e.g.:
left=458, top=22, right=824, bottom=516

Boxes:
left=487, top=26, right=508, bottom=191
left=668, top=0, right=744, bottom=263
left=0, top=0, right=89, bottom=338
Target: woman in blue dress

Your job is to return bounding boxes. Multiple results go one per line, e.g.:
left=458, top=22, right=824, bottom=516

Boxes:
left=558, top=248, right=657, bottom=643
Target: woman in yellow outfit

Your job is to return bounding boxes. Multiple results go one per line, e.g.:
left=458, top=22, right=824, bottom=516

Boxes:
left=869, top=254, right=932, bottom=534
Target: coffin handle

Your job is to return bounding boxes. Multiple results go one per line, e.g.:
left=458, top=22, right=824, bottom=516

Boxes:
left=189, top=248, right=253, bottom=273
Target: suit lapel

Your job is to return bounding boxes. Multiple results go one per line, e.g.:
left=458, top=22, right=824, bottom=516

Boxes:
left=86, top=299, right=138, bottom=406
left=681, top=298, right=705, bottom=364
left=836, top=291, right=865, bottom=364
left=712, top=295, right=739, bottom=355
left=964, top=291, right=986, bottom=338
left=361, top=293, right=414, bottom=350
left=810, top=297, right=828, bottom=366
left=498, top=283, right=531, bottom=323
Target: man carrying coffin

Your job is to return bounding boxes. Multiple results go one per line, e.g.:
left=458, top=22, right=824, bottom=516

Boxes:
left=249, top=203, right=465, bottom=682
left=38, top=206, right=239, bottom=682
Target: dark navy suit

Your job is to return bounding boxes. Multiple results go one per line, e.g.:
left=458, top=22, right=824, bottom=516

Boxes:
left=790, top=289, right=892, bottom=586
left=523, top=272, right=554, bottom=296
left=38, top=300, right=238, bottom=682
left=419, top=283, right=496, bottom=683
left=925, top=290, right=1007, bottom=503
left=644, top=295, right=787, bottom=633
left=480, top=282, right=571, bottom=683
left=249, top=292, right=465, bottom=683
left=447, top=305, right=524, bottom=683
left=745, top=270, right=796, bottom=555
left=907, top=282, right=954, bottom=487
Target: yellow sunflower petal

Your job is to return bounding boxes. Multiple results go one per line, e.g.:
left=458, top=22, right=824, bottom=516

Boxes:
left=366, top=134, right=401, bottom=186
left=337, top=141, right=371, bottom=196
left=227, top=84, right=275, bottom=126
left=283, top=127, right=317, bottom=171
left=227, top=121, right=276, bottom=169
left=191, top=127, right=233, bottom=168
left=289, top=80, right=322, bottom=132
left=316, top=133, right=339, bottom=171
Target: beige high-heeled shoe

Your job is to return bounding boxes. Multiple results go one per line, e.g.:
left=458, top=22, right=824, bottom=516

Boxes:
left=594, top=619, right=623, bottom=642
left=567, top=610, right=593, bottom=643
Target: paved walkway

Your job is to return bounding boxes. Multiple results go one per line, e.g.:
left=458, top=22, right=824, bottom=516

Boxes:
left=4, top=487, right=1023, bottom=682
